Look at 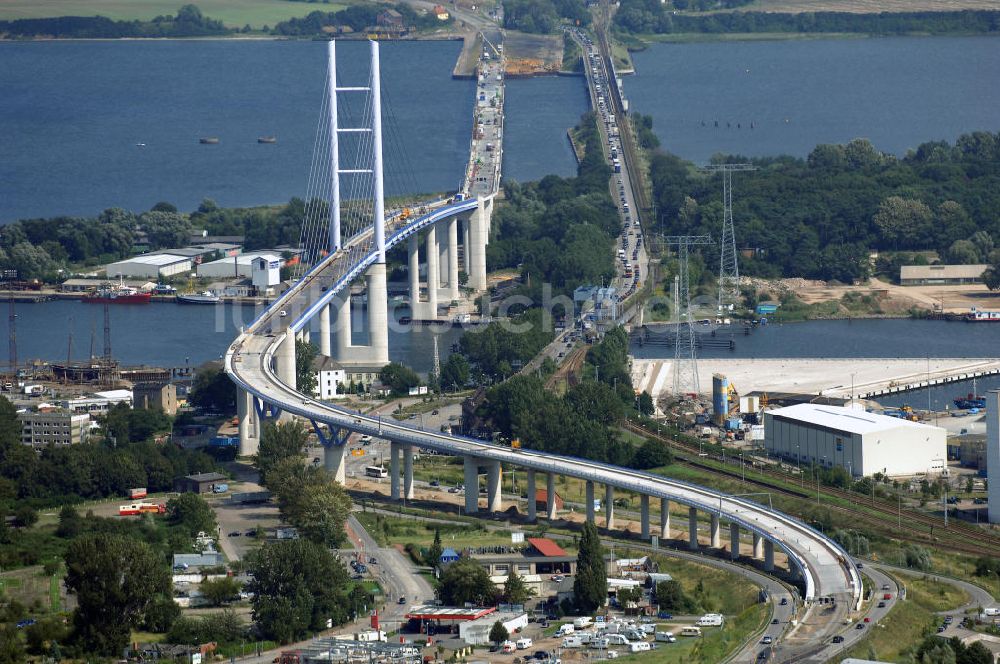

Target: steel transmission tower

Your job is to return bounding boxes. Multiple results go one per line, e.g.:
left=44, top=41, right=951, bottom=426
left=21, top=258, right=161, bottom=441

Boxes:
left=666, top=235, right=713, bottom=396
left=702, top=163, right=754, bottom=313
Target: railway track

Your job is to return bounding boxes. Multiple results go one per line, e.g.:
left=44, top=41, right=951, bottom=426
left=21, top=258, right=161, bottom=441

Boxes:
left=623, top=421, right=1000, bottom=558
left=544, top=345, right=588, bottom=390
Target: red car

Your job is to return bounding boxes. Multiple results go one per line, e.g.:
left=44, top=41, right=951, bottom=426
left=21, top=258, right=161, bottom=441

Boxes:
left=864, top=617, right=871, bottom=623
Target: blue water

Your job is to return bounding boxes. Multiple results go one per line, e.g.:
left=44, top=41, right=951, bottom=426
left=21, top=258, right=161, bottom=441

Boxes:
left=627, top=36, right=1000, bottom=162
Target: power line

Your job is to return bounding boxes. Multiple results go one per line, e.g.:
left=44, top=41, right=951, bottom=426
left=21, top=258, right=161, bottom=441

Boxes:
left=665, top=235, right=713, bottom=396
left=701, top=163, right=754, bottom=313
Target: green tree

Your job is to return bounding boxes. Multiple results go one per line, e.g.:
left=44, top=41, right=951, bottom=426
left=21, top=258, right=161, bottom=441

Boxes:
left=438, top=558, right=497, bottom=606
left=489, top=620, right=509, bottom=646
left=245, top=539, right=351, bottom=643
left=502, top=568, right=535, bottom=605
left=296, top=340, right=318, bottom=394
left=427, top=528, right=444, bottom=570
left=200, top=576, right=241, bottom=607
left=166, top=492, right=217, bottom=537
left=275, top=471, right=352, bottom=548
left=188, top=362, right=237, bottom=414
left=440, top=353, right=471, bottom=391
left=631, top=438, right=674, bottom=470
left=0, top=625, right=25, bottom=664
left=254, top=421, right=309, bottom=486
left=656, top=579, right=696, bottom=613
left=0, top=397, right=20, bottom=446
left=379, top=362, right=421, bottom=396
left=573, top=521, right=606, bottom=612
left=637, top=391, right=655, bottom=416
left=63, top=533, right=171, bottom=655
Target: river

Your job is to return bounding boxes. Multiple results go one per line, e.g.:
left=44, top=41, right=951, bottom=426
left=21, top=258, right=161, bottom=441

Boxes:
left=627, top=36, right=1000, bottom=162
left=0, top=39, right=583, bottom=222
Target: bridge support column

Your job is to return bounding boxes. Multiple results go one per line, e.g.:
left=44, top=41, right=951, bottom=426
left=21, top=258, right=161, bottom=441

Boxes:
left=710, top=514, right=721, bottom=548
left=390, top=442, right=401, bottom=501
left=640, top=495, right=650, bottom=539
left=463, top=456, right=479, bottom=514
left=426, top=225, right=439, bottom=318
left=319, top=304, right=331, bottom=357
left=468, top=201, right=489, bottom=292
left=438, top=221, right=449, bottom=290
left=753, top=533, right=763, bottom=559
left=526, top=470, right=536, bottom=521
left=335, top=294, right=351, bottom=358
left=764, top=540, right=775, bottom=572
left=546, top=473, right=557, bottom=520
left=688, top=507, right=698, bottom=550
left=403, top=445, right=414, bottom=500
left=660, top=498, right=671, bottom=539
left=236, top=387, right=258, bottom=457
left=730, top=522, right=741, bottom=560
left=366, top=262, right=389, bottom=366
left=408, top=234, right=420, bottom=308
left=487, top=461, right=502, bottom=513
left=586, top=481, right=595, bottom=523
left=276, top=334, right=296, bottom=422
left=447, top=216, right=460, bottom=301
left=324, top=443, right=346, bottom=484
left=463, top=221, right=471, bottom=273
left=605, top=485, right=615, bottom=530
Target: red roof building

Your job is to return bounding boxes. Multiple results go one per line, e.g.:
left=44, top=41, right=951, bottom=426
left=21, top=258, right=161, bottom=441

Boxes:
left=534, top=489, right=564, bottom=512
left=527, top=538, right=568, bottom=557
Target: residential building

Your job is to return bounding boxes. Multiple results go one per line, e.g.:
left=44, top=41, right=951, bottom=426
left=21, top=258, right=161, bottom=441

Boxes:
left=764, top=403, right=947, bottom=477
left=469, top=538, right=576, bottom=576
left=534, top=489, right=563, bottom=513
left=19, top=410, right=91, bottom=447
left=134, top=382, right=178, bottom=415
left=313, top=356, right=348, bottom=400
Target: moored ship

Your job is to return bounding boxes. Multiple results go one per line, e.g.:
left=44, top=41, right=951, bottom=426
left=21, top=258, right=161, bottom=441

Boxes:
left=81, top=282, right=151, bottom=304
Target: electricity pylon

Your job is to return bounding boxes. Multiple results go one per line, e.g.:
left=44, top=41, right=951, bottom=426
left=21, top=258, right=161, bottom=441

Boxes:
left=666, top=235, right=713, bottom=396
left=702, top=163, right=754, bottom=314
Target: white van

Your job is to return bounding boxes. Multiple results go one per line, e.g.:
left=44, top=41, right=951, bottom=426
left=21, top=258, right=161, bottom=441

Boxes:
left=556, top=624, right=575, bottom=637
left=696, top=613, right=724, bottom=627
left=606, top=634, right=630, bottom=646
left=515, top=638, right=533, bottom=650
left=655, top=631, right=677, bottom=643
left=680, top=626, right=702, bottom=637
left=629, top=642, right=651, bottom=653
left=562, top=636, right=584, bottom=648
left=501, top=641, right=516, bottom=653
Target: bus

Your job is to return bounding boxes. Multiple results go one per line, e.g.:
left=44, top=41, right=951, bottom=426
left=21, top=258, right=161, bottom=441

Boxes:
left=365, top=466, right=388, bottom=479
left=118, top=502, right=166, bottom=516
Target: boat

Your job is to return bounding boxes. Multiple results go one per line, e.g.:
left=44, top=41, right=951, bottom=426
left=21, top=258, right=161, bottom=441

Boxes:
left=257, top=136, right=277, bottom=144
left=176, top=291, right=221, bottom=305
left=199, top=137, right=220, bottom=144
left=81, top=280, right=151, bottom=304
left=967, top=307, right=1000, bottom=322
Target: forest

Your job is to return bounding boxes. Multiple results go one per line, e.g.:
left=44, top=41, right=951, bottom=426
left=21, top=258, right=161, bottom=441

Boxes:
left=502, top=0, right=590, bottom=34
left=613, top=2, right=1000, bottom=35
left=651, top=132, right=1000, bottom=282
left=0, top=4, right=229, bottom=38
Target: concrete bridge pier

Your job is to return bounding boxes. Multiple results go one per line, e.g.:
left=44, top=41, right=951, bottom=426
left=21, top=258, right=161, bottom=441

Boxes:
left=319, top=304, right=331, bottom=357
left=586, top=481, right=595, bottom=523
left=463, top=456, right=479, bottom=514
left=546, top=473, right=557, bottom=520
left=324, top=443, right=346, bottom=484
left=334, top=293, right=352, bottom=359
left=467, top=200, right=490, bottom=292
left=276, top=334, right=296, bottom=422
left=426, top=224, right=439, bottom=318
left=403, top=445, right=414, bottom=500
left=710, top=514, right=721, bottom=548
left=437, top=221, right=449, bottom=294
left=390, top=442, right=401, bottom=501
left=236, top=387, right=259, bottom=457
left=753, top=533, right=764, bottom=559
left=764, top=540, right=775, bottom=572
left=526, top=469, right=537, bottom=521
left=730, top=522, right=741, bottom=560
left=660, top=498, right=671, bottom=539
left=640, top=495, right=650, bottom=539
left=447, top=216, right=460, bottom=301
left=487, top=461, right=502, bottom=513
left=605, top=485, right=615, bottom=530
left=688, top=507, right=699, bottom=550
left=407, top=234, right=420, bottom=310
left=366, top=263, right=389, bottom=366
left=462, top=221, right=471, bottom=274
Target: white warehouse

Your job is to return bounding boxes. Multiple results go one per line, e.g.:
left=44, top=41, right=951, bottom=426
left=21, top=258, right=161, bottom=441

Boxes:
left=197, top=252, right=283, bottom=280
left=106, top=254, right=192, bottom=279
left=764, top=403, right=946, bottom=477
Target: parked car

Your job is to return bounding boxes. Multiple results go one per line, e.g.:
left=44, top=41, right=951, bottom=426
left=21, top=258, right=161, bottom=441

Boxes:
left=832, top=636, right=844, bottom=644
left=398, top=597, right=406, bottom=605
left=228, top=531, right=241, bottom=537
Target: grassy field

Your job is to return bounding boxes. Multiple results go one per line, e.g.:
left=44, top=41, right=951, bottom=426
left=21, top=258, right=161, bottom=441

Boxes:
left=354, top=511, right=522, bottom=550
left=743, top=0, right=1000, bottom=12
left=0, top=0, right=349, bottom=29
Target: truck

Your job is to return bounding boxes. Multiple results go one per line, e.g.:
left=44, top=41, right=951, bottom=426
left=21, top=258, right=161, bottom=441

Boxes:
left=229, top=490, right=271, bottom=504
left=129, top=487, right=148, bottom=499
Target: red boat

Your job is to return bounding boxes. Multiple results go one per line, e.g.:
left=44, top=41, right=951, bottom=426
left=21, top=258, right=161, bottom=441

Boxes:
left=81, top=281, right=151, bottom=304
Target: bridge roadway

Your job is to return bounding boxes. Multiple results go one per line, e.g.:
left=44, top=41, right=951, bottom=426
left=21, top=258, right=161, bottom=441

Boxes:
left=226, top=206, right=861, bottom=614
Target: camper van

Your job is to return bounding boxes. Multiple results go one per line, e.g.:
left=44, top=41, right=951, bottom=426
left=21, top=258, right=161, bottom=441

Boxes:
left=696, top=614, right=724, bottom=627
left=556, top=624, right=575, bottom=637
left=680, top=626, right=702, bottom=637
left=515, top=638, right=533, bottom=650
left=605, top=634, right=630, bottom=646
left=562, top=636, right=584, bottom=648
left=629, top=642, right=651, bottom=653
left=573, top=617, right=594, bottom=629
left=655, top=632, right=677, bottom=643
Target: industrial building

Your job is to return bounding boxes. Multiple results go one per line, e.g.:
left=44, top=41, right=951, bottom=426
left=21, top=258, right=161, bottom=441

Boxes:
left=764, top=404, right=946, bottom=477
left=133, top=382, right=177, bottom=415
left=174, top=472, right=228, bottom=494
left=197, top=252, right=282, bottom=280
left=459, top=611, right=528, bottom=645
left=106, top=254, right=192, bottom=279
left=987, top=391, right=1000, bottom=524
left=18, top=410, right=91, bottom=447
left=900, top=264, right=987, bottom=286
